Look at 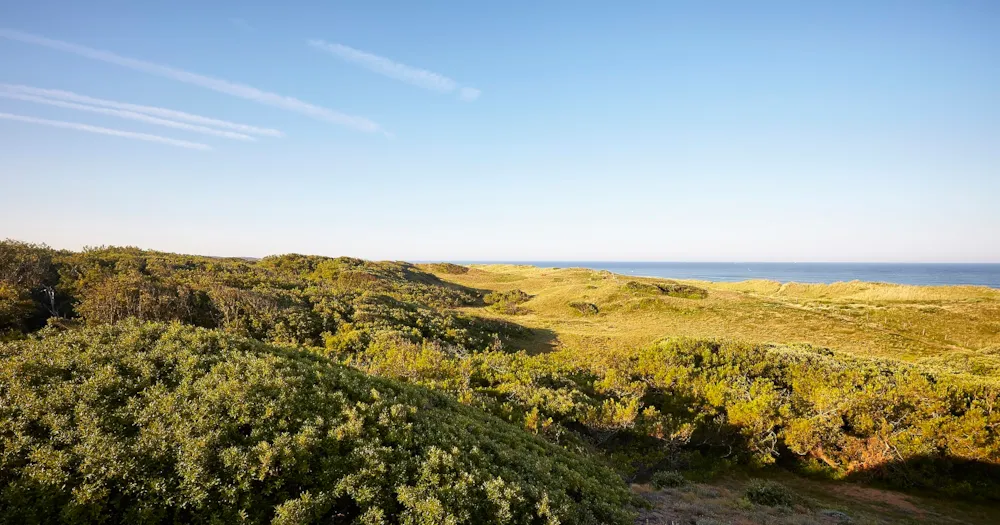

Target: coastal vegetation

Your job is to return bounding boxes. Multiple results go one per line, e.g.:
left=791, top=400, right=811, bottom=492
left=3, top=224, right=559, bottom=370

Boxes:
left=2, top=240, right=999, bottom=523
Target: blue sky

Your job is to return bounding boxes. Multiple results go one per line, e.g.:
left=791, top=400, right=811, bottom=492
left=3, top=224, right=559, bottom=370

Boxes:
left=1, top=1, right=998, bottom=262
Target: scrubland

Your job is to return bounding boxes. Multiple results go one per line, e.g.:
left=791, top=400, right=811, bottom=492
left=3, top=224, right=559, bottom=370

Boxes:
left=2, top=241, right=998, bottom=524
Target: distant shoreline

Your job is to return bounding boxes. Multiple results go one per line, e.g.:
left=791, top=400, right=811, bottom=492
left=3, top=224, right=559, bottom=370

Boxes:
left=443, top=262, right=1000, bottom=289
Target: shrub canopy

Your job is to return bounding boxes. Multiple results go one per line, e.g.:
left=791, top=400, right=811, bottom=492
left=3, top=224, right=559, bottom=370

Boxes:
left=0, top=322, right=634, bottom=525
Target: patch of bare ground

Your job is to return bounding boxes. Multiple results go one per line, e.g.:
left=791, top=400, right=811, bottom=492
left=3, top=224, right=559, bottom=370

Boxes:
left=633, top=476, right=999, bottom=525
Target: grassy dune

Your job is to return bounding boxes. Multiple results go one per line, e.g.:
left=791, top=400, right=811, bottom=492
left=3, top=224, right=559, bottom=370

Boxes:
left=4, top=242, right=999, bottom=524
left=425, top=264, right=1000, bottom=371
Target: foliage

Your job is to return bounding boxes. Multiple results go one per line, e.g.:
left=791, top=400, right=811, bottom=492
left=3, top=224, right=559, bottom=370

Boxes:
left=0, top=240, right=63, bottom=332
left=623, top=280, right=707, bottom=299
left=422, top=263, right=470, bottom=275
left=744, top=479, right=797, bottom=507
left=568, top=302, right=599, bottom=316
left=650, top=471, right=687, bottom=489
left=0, top=242, right=520, bottom=353
left=427, top=264, right=1000, bottom=364
left=656, top=283, right=708, bottom=299
left=484, top=289, right=532, bottom=315
left=350, top=337, right=1000, bottom=499
left=0, top=322, right=635, bottom=524
left=5, top=239, right=1000, bottom=517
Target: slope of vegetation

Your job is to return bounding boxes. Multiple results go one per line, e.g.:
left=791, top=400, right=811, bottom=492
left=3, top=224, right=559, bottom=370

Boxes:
left=431, top=264, right=1000, bottom=367
left=0, top=241, right=525, bottom=352
left=0, top=322, right=635, bottom=524
left=351, top=336, right=1000, bottom=499
left=3, top=240, right=1000, bottom=523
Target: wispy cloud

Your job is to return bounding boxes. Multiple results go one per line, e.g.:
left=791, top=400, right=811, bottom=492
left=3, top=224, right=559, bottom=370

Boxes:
left=0, top=111, right=211, bottom=150
left=308, top=39, right=481, bottom=101
left=0, top=29, right=385, bottom=134
left=0, top=84, right=283, bottom=137
left=0, top=90, right=255, bottom=141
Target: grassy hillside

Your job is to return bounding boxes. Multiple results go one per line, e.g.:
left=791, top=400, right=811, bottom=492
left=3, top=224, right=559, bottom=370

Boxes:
left=426, top=264, right=1000, bottom=371
left=3, top=240, right=1000, bottom=523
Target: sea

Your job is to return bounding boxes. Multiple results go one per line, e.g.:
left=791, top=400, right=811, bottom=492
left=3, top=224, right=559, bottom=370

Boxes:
left=463, top=262, right=1000, bottom=289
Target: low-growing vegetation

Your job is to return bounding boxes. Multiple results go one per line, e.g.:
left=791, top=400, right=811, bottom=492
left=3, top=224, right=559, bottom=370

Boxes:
left=349, top=336, right=1000, bottom=499
left=0, top=322, right=635, bottom=524
left=568, top=301, right=599, bottom=316
left=422, top=262, right=470, bottom=275
left=0, top=241, right=523, bottom=353
left=3, top=240, right=1000, bottom=523
left=623, top=280, right=708, bottom=299
left=744, top=479, right=797, bottom=507
left=650, top=471, right=687, bottom=489
left=484, top=289, right=532, bottom=315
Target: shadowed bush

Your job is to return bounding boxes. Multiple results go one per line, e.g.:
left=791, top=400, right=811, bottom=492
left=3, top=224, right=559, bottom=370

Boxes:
left=352, top=336, right=1000, bottom=499
left=744, top=479, right=797, bottom=507
left=0, top=242, right=528, bottom=353
left=484, top=289, right=532, bottom=315
left=650, top=470, right=687, bottom=489
left=423, top=263, right=470, bottom=275
left=569, top=301, right=599, bottom=315
left=623, top=280, right=707, bottom=299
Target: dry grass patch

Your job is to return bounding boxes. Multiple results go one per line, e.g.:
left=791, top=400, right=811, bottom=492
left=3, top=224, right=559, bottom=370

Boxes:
left=427, top=265, right=1000, bottom=369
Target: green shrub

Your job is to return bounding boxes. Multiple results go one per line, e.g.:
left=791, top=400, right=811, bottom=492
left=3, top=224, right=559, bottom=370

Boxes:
left=353, top=335, right=1000, bottom=499
left=425, top=263, right=470, bottom=275
left=484, top=289, right=532, bottom=315
left=656, top=282, right=708, bottom=299
left=484, top=289, right=531, bottom=306
left=623, top=281, right=662, bottom=295
left=1, top=243, right=519, bottom=353
left=623, top=280, right=707, bottom=299
left=744, top=479, right=796, bottom=507
left=650, top=470, right=687, bottom=489
left=569, top=301, right=599, bottom=315
left=0, top=322, right=636, bottom=524
left=489, top=301, right=527, bottom=315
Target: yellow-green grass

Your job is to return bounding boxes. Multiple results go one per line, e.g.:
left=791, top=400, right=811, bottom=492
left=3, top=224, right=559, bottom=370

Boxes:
left=422, top=264, right=1000, bottom=370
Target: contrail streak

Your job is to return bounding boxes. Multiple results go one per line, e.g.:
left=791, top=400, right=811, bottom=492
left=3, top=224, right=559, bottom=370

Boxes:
left=0, top=112, right=211, bottom=150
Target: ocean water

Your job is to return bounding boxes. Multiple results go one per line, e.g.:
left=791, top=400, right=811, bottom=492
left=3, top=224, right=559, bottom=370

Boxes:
left=470, top=262, right=1000, bottom=288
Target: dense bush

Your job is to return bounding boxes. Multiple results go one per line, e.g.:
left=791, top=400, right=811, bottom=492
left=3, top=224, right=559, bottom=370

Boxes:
left=568, top=302, right=599, bottom=316
left=0, top=240, right=63, bottom=332
left=484, top=289, right=532, bottom=315
left=0, top=322, right=635, bottom=524
left=0, top=242, right=519, bottom=353
left=623, top=280, right=707, bottom=299
left=744, top=479, right=796, bottom=507
left=350, top=338, right=1000, bottom=499
left=422, top=263, right=470, bottom=275
left=650, top=471, right=687, bottom=489
left=656, top=283, right=708, bottom=299
left=4, top=240, right=999, bottom=508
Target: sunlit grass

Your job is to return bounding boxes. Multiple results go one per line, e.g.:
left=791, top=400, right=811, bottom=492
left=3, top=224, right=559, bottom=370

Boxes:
left=424, top=264, right=1000, bottom=368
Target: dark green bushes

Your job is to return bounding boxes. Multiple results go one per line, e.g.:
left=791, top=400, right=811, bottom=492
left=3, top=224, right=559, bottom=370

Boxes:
left=623, top=280, right=707, bottom=299
left=423, top=263, right=470, bottom=275
left=569, top=301, right=599, bottom=315
left=744, top=479, right=796, bottom=507
left=484, top=289, right=532, bottom=315
left=656, top=283, right=708, bottom=299
left=350, top=337, right=1000, bottom=499
left=0, top=242, right=513, bottom=353
left=0, top=322, right=635, bottom=524
left=4, top=240, right=999, bottom=507
left=650, top=471, right=687, bottom=489
left=0, top=240, right=63, bottom=333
